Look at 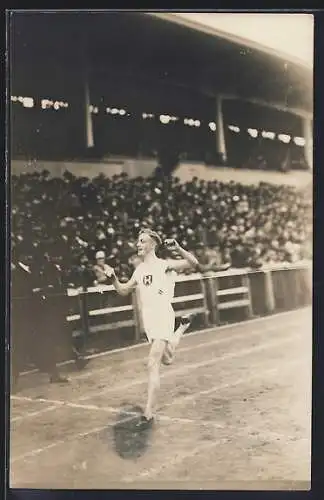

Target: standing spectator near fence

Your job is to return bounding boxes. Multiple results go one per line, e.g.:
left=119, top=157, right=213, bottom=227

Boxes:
left=38, top=253, right=89, bottom=371
left=11, top=253, right=70, bottom=388
left=12, top=252, right=91, bottom=390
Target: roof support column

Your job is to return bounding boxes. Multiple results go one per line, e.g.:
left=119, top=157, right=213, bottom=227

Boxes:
left=303, top=117, right=313, bottom=170
left=216, top=95, right=227, bottom=164
left=84, top=76, right=94, bottom=148
left=80, top=30, right=94, bottom=149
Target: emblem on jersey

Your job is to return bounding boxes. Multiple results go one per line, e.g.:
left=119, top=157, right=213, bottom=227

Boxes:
left=143, top=275, right=153, bottom=286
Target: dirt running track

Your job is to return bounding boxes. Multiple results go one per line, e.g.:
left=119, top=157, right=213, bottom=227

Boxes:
left=9, top=307, right=312, bottom=490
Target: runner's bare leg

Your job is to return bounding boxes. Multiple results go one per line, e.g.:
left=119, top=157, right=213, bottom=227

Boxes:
left=144, top=339, right=166, bottom=420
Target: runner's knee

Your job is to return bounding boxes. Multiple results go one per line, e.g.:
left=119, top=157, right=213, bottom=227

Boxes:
left=148, top=341, right=165, bottom=369
left=147, top=354, right=158, bottom=370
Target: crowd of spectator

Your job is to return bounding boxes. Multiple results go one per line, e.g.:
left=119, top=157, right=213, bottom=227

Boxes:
left=12, top=169, right=312, bottom=287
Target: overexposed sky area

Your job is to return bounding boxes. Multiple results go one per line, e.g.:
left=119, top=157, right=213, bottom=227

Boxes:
left=171, top=13, right=314, bottom=68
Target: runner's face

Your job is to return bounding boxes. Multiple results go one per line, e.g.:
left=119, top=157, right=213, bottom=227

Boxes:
left=137, top=233, right=155, bottom=257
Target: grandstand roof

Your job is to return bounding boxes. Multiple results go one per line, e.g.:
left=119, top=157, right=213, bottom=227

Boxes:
left=157, top=13, right=313, bottom=70
left=11, top=11, right=313, bottom=117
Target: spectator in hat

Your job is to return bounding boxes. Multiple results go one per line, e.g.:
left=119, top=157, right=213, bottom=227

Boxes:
left=93, top=251, right=114, bottom=285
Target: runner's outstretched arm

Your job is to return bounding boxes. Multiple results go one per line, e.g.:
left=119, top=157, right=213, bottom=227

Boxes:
left=197, top=262, right=231, bottom=273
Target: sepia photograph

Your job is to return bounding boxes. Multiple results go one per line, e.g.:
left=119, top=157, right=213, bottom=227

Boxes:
left=8, top=10, right=313, bottom=490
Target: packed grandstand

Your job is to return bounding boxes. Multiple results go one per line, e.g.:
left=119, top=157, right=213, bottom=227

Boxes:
left=12, top=168, right=312, bottom=286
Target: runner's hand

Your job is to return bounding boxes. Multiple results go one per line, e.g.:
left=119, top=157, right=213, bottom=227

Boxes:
left=104, top=265, right=115, bottom=279
left=164, top=239, right=180, bottom=251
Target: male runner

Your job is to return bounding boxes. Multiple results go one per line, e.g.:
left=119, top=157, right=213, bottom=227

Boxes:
left=106, top=229, right=199, bottom=423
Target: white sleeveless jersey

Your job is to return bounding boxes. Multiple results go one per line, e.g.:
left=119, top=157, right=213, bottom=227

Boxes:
left=133, top=258, right=176, bottom=309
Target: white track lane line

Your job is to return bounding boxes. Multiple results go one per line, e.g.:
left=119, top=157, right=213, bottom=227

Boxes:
left=10, top=413, right=136, bottom=464
left=10, top=398, right=224, bottom=428
left=19, top=307, right=311, bottom=376
left=11, top=404, right=62, bottom=423
left=11, top=395, right=64, bottom=404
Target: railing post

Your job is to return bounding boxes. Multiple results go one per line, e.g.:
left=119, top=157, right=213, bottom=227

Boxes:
left=200, top=273, right=210, bottom=327
left=243, top=272, right=253, bottom=319
left=79, top=287, right=90, bottom=349
left=211, top=274, right=220, bottom=325
left=263, top=270, right=275, bottom=314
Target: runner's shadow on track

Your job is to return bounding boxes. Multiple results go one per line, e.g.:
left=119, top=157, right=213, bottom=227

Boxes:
left=112, top=403, right=154, bottom=460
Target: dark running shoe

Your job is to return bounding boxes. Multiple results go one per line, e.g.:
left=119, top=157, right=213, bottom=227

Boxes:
left=180, top=313, right=196, bottom=326
left=135, top=412, right=154, bottom=429
left=138, top=415, right=154, bottom=429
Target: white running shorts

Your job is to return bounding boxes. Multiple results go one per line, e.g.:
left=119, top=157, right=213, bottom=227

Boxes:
left=142, top=304, right=175, bottom=343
